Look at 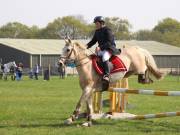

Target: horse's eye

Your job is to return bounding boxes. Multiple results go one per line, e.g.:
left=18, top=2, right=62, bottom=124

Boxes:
left=67, top=49, right=70, bottom=52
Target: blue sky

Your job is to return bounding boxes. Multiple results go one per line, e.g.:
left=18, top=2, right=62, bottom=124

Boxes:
left=0, top=0, right=179, bottom=31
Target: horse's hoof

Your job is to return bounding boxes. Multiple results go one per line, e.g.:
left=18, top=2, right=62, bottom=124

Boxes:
left=64, top=118, right=73, bottom=125
left=82, top=121, right=92, bottom=127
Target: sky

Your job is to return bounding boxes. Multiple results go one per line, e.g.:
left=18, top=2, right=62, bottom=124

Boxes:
left=0, top=0, right=180, bottom=31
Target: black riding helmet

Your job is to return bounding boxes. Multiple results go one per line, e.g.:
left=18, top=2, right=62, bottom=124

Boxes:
left=93, top=16, right=105, bottom=23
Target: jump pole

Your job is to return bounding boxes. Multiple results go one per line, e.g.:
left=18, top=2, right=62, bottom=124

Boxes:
left=107, top=111, right=180, bottom=120
left=109, top=88, right=180, bottom=96
left=129, top=111, right=180, bottom=120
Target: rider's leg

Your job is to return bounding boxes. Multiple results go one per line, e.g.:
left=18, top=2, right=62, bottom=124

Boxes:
left=102, top=51, right=111, bottom=81
left=102, top=61, right=110, bottom=81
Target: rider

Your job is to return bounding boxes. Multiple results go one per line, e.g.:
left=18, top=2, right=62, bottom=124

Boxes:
left=87, top=16, right=120, bottom=86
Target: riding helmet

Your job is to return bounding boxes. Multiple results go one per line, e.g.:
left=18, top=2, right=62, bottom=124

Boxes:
left=93, top=16, right=105, bottom=23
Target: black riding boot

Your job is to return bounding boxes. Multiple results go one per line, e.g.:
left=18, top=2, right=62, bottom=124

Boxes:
left=102, top=61, right=110, bottom=91
left=138, top=74, right=145, bottom=83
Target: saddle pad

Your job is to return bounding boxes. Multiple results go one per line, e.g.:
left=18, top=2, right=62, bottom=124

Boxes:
left=91, top=55, right=127, bottom=75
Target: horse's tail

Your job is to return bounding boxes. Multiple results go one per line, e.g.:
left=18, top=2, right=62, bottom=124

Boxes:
left=142, top=49, right=165, bottom=80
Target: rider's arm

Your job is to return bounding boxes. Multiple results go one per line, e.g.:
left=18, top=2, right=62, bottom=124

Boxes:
left=87, top=32, right=97, bottom=49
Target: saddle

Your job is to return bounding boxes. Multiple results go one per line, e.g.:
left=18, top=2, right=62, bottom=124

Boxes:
left=91, top=55, right=127, bottom=75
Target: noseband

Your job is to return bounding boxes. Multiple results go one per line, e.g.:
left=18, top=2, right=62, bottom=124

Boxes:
left=64, top=44, right=90, bottom=67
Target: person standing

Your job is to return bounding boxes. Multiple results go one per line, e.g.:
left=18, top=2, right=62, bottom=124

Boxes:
left=16, top=63, right=23, bottom=81
left=33, top=64, right=39, bottom=80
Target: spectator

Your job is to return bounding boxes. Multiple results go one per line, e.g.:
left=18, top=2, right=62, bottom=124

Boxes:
left=33, top=64, right=39, bottom=80
left=58, top=59, right=66, bottom=79
left=44, top=67, right=50, bottom=81
left=16, top=63, right=23, bottom=81
left=29, top=68, right=33, bottom=79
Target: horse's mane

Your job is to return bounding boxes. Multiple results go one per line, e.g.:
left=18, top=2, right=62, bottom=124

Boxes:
left=73, top=41, right=90, bottom=56
left=74, top=42, right=86, bottom=50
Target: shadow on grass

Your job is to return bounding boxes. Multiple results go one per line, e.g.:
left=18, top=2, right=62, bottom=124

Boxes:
left=93, top=119, right=180, bottom=133
left=0, top=122, right=72, bottom=129
left=0, top=119, right=180, bottom=133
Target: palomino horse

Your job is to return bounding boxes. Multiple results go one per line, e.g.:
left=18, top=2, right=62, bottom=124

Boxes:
left=62, top=39, right=165, bottom=126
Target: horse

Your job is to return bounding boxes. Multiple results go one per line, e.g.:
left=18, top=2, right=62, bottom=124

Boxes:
left=62, top=38, right=165, bottom=126
left=2, top=61, right=17, bottom=80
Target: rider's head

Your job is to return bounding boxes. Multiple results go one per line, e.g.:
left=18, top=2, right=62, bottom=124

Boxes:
left=93, top=16, right=105, bottom=29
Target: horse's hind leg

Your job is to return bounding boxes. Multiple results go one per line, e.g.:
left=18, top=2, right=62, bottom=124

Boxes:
left=138, top=70, right=153, bottom=84
left=11, top=75, right=13, bottom=81
left=3, top=73, right=7, bottom=81
left=144, top=70, right=153, bottom=83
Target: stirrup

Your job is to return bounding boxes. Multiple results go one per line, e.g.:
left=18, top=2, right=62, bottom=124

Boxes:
left=103, top=75, right=109, bottom=82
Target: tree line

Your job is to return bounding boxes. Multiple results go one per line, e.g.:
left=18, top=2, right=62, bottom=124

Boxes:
left=0, top=16, right=179, bottom=47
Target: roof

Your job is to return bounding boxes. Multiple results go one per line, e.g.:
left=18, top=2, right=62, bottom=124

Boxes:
left=0, top=38, right=180, bottom=55
left=116, top=40, right=180, bottom=55
left=0, top=39, right=62, bottom=55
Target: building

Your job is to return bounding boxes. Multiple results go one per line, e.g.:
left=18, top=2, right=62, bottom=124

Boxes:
left=0, top=39, right=62, bottom=68
left=0, top=39, right=180, bottom=69
left=116, top=40, right=180, bottom=68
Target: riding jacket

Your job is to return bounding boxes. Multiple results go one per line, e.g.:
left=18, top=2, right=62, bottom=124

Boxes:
left=87, top=26, right=120, bottom=55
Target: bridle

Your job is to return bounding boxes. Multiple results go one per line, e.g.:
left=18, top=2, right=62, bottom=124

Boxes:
left=66, top=45, right=74, bottom=59
left=63, top=44, right=92, bottom=68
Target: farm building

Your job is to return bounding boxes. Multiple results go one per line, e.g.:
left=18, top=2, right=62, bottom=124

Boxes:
left=0, top=39, right=180, bottom=69
left=0, top=39, right=61, bottom=68
left=116, top=40, right=180, bottom=69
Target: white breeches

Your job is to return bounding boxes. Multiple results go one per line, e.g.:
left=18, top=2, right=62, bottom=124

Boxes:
left=97, top=50, right=111, bottom=62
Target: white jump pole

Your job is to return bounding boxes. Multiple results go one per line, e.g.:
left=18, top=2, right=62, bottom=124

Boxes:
left=109, top=88, right=180, bottom=96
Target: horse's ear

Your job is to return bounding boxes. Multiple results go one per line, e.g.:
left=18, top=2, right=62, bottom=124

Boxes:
left=67, top=38, right=71, bottom=44
left=64, top=39, right=69, bottom=45
left=68, top=38, right=71, bottom=43
left=64, top=37, right=72, bottom=44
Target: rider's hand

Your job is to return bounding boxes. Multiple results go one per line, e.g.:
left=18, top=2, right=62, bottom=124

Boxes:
left=95, top=47, right=101, bottom=54
left=86, top=44, right=90, bottom=49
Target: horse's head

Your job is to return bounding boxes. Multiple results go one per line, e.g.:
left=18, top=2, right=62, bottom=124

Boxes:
left=62, top=38, right=75, bottom=60
left=62, top=38, right=87, bottom=66
left=12, top=61, right=17, bottom=68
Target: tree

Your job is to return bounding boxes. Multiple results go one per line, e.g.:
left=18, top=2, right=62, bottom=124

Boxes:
left=0, top=22, right=32, bottom=38
left=152, top=18, right=180, bottom=47
left=30, top=25, right=41, bottom=38
left=39, top=16, right=91, bottom=39
left=59, top=16, right=88, bottom=39
left=39, top=18, right=63, bottom=39
left=153, top=18, right=180, bottom=33
left=105, top=17, right=132, bottom=40
left=133, top=30, right=152, bottom=40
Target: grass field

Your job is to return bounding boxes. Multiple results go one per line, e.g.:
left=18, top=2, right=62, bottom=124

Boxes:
left=0, top=75, right=180, bottom=135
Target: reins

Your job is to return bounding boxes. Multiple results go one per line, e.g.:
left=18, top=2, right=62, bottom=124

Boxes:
left=65, top=44, right=95, bottom=68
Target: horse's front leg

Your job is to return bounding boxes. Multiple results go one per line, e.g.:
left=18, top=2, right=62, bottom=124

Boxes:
left=64, top=86, right=92, bottom=125
left=82, top=93, right=94, bottom=127
left=3, top=73, right=7, bottom=80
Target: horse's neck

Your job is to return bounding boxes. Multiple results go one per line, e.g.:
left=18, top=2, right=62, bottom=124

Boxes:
left=75, top=53, right=91, bottom=73
left=76, top=52, right=90, bottom=65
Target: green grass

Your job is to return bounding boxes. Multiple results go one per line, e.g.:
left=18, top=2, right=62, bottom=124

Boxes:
left=0, top=75, right=180, bottom=135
